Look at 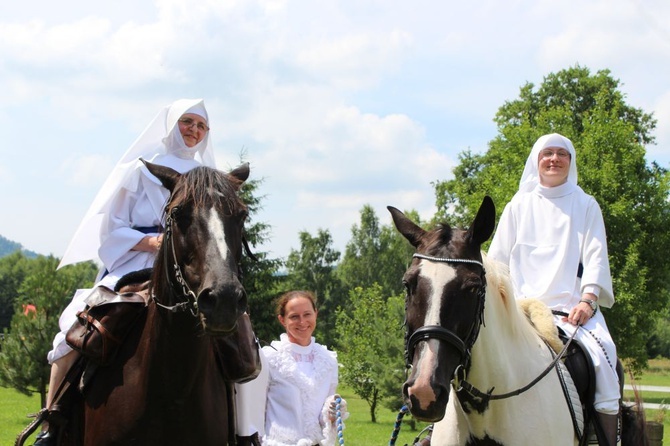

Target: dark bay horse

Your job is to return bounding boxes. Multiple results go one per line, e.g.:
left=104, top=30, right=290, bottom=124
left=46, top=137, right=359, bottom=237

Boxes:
left=63, top=161, right=261, bottom=445
left=388, top=196, right=647, bottom=446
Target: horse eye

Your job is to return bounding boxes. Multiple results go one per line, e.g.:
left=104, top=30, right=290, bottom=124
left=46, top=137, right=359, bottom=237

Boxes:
left=462, top=282, right=481, bottom=295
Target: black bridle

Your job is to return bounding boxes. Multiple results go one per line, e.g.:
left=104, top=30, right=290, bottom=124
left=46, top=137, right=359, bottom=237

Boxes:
left=404, top=253, right=487, bottom=375
left=151, top=187, right=256, bottom=317
left=153, top=205, right=201, bottom=316
left=405, top=253, right=579, bottom=409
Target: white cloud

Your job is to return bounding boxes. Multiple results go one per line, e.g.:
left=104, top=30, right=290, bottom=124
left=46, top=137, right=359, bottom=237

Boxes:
left=0, top=0, right=668, bottom=261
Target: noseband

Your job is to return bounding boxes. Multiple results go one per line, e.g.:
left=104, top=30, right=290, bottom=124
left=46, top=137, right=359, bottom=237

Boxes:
left=404, top=253, right=487, bottom=375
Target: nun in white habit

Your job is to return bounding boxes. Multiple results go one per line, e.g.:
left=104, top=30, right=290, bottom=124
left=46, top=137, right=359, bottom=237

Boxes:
left=35, top=99, right=217, bottom=446
left=487, top=133, right=620, bottom=444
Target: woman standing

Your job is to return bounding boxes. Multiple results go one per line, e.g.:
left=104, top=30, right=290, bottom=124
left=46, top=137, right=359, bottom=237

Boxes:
left=236, top=290, right=348, bottom=446
left=35, top=98, right=217, bottom=446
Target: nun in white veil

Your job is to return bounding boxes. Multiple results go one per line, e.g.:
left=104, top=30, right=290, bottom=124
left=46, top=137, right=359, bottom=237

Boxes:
left=36, top=100, right=218, bottom=445
left=49, top=98, right=217, bottom=363
left=58, top=98, right=216, bottom=271
left=487, top=133, right=620, bottom=444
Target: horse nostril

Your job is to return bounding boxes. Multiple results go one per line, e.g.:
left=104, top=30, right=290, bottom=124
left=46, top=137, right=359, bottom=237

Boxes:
left=237, top=287, right=248, bottom=311
left=198, top=288, right=215, bottom=314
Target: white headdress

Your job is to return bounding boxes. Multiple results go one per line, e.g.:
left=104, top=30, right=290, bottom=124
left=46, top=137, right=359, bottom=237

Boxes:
left=58, top=99, right=217, bottom=268
left=518, top=133, right=578, bottom=193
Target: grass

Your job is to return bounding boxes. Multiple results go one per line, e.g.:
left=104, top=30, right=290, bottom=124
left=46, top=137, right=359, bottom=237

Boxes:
left=624, top=357, right=670, bottom=444
left=3, top=360, right=670, bottom=445
left=0, top=387, right=42, bottom=446
left=339, top=387, right=432, bottom=445
left=0, top=385, right=430, bottom=446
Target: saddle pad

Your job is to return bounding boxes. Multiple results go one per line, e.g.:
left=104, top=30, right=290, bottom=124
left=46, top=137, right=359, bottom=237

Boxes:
left=556, top=359, right=585, bottom=439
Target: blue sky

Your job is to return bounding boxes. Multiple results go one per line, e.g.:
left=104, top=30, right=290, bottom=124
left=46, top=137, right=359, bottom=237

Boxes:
left=1, top=0, right=669, bottom=262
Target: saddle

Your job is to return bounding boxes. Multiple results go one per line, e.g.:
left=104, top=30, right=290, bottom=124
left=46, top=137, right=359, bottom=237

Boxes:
left=557, top=326, right=624, bottom=446
left=65, top=270, right=151, bottom=367
left=15, top=271, right=153, bottom=446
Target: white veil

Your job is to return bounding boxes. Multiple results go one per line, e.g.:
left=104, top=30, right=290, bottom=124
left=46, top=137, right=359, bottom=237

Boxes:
left=58, top=99, right=217, bottom=268
left=518, top=133, right=578, bottom=193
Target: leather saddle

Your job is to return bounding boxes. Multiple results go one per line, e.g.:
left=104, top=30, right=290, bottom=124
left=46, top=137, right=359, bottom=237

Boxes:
left=557, top=326, right=624, bottom=445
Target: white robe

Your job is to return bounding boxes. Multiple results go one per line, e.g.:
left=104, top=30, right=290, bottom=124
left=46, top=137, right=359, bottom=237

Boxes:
left=488, top=176, right=620, bottom=413
left=488, top=181, right=613, bottom=311
left=50, top=99, right=216, bottom=363
left=48, top=154, right=202, bottom=363
left=235, top=334, right=341, bottom=446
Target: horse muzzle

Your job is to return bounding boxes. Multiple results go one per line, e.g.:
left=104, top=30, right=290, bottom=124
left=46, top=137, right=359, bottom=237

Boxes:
left=403, top=374, right=450, bottom=422
left=403, top=338, right=461, bottom=422
left=197, top=281, right=247, bottom=333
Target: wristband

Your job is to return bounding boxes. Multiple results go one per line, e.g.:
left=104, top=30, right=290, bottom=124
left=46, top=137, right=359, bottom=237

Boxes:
left=579, top=298, right=598, bottom=317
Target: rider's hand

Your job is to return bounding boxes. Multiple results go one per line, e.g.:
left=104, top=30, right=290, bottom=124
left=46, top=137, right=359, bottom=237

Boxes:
left=564, top=293, right=597, bottom=326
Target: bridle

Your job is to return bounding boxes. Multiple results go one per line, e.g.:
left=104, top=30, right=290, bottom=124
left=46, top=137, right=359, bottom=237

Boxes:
left=404, top=253, right=487, bottom=376
left=152, top=202, right=250, bottom=317
left=405, top=252, right=579, bottom=408
left=152, top=205, right=201, bottom=317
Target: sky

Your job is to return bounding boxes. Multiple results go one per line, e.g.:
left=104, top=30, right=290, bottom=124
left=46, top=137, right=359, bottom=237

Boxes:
left=1, top=0, right=669, bottom=263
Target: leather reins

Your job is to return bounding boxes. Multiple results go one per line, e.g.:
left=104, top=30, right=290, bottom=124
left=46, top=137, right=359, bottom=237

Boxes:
left=405, top=253, right=579, bottom=407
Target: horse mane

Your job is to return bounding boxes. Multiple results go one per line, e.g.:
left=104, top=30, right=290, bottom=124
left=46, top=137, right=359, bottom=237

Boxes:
left=481, top=253, right=563, bottom=353
left=420, top=224, right=455, bottom=255
left=480, top=254, right=537, bottom=342
left=168, top=166, right=246, bottom=215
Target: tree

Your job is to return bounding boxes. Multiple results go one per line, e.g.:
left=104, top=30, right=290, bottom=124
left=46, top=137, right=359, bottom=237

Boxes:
left=335, top=284, right=406, bottom=422
left=337, top=206, right=415, bottom=300
left=0, top=256, right=97, bottom=406
left=236, top=158, right=284, bottom=345
left=284, top=229, right=343, bottom=347
left=0, top=251, right=32, bottom=332
left=433, top=65, right=670, bottom=371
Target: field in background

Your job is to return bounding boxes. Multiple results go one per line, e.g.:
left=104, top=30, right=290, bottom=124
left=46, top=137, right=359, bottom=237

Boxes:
left=2, top=359, right=670, bottom=445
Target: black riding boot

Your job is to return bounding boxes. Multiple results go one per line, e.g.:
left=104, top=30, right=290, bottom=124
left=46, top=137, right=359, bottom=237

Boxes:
left=596, top=412, right=619, bottom=446
left=236, top=432, right=262, bottom=446
left=33, top=429, right=57, bottom=446
left=32, top=403, right=69, bottom=446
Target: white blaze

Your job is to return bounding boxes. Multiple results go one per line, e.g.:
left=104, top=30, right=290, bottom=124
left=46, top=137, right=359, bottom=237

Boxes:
left=420, top=261, right=456, bottom=326
left=208, top=208, right=229, bottom=261
left=409, top=260, right=457, bottom=409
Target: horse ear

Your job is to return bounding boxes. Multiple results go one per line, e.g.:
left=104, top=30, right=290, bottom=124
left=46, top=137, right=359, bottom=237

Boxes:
left=228, top=163, right=250, bottom=186
left=141, top=159, right=180, bottom=192
left=468, top=196, right=496, bottom=246
left=388, top=206, right=426, bottom=248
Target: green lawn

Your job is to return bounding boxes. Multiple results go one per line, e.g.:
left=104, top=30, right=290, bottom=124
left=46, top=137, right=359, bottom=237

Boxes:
left=2, top=361, right=669, bottom=445
left=0, top=385, right=430, bottom=446
left=0, top=387, right=43, bottom=446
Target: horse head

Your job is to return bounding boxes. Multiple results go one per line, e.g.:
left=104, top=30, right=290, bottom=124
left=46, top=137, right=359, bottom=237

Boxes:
left=143, top=160, right=251, bottom=335
left=388, top=196, right=495, bottom=422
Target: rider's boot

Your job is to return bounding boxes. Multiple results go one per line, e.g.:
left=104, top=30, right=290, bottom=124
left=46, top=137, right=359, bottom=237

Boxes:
left=33, top=351, right=80, bottom=446
left=596, top=412, right=619, bottom=446
left=236, top=432, right=261, bottom=446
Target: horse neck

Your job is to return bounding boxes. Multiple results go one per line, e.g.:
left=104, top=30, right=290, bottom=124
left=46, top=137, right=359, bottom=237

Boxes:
left=148, top=302, right=213, bottom=384
left=467, top=261, right=552, bottom=388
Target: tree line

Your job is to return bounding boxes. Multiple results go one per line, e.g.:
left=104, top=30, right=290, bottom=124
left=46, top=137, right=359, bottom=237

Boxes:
left=1, top=65, right=668, bottom=422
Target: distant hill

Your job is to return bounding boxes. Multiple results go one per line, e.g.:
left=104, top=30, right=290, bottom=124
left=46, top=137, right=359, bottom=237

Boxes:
left=0, top=234, right=39, bottom=259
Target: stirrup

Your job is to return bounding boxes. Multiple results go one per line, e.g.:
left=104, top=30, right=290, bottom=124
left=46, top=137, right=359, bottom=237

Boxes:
left=14, top=408, right=49, bottom=446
